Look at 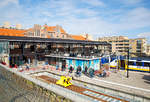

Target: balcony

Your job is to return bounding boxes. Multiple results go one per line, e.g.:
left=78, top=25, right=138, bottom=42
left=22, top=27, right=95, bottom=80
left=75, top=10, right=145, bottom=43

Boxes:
left=45, top=52, right=102, bottom=60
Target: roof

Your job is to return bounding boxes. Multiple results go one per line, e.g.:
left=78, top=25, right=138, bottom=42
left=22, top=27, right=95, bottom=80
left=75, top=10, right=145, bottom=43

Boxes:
left=0, top=24, right=67, bottom=38
left=0, top=35, right=111, bottom=45
left=71, top=35, right=86, bottom=40
left=0, top=28, right=26, bottom=37
left=27, top=28, right=34, bottom=32
left=60, top=28, right=66, bottom=34
left=45, top=26, right=55, bottom=32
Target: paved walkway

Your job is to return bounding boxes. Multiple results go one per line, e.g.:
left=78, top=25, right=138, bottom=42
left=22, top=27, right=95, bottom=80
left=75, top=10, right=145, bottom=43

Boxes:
left=23, top=65, right=150, bottom=90
left=95, top=70, right=150, bottom=90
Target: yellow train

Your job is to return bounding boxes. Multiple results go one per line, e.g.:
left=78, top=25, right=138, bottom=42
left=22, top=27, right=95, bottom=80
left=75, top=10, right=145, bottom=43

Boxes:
left=110, top=59, right=150, bottom=72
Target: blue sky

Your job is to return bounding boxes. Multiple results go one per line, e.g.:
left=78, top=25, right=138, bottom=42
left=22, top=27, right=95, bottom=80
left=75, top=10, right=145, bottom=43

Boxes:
left=0, top=0, right=150, bottom=42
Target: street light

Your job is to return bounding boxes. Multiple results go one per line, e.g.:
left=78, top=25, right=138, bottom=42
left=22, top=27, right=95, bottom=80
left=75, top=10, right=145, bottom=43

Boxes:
left=127, top=48, right=129, bottom=78
left=127, top=42, right=132, bottom=78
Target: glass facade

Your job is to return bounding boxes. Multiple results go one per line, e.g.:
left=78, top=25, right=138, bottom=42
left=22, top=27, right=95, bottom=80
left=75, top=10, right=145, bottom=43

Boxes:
left=0, top=41, right=9, bottom=54
left=0, top=41, right=9, bottom=64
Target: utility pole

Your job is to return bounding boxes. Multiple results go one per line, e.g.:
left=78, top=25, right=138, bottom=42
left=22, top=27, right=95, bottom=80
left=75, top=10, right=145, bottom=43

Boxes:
left=127, top=48, right=129, bottom=78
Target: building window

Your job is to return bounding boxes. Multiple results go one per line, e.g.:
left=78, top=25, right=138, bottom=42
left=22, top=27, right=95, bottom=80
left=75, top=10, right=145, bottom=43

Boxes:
left=137, top=40, right=142, bottom=44
left=51, top=33, right=53, bottom=37
left=62, top=35, right=64, bottom=38
left=57, top=33, right=59, bottom=38
left=48, top=32, right=54, bottom=38
left=41, top=34, right=45, bottom=38
left=28, top=32, right=33, bottom=36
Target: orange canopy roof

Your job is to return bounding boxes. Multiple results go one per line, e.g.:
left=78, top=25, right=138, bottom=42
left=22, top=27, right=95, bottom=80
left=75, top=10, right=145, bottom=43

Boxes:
left=71, top=35, right=86, bottom=40
left=45, top=26, right=66, bottom=34
left=46, top=26, right=55, bottom=32
left=0, top=28, right=26, bottom=37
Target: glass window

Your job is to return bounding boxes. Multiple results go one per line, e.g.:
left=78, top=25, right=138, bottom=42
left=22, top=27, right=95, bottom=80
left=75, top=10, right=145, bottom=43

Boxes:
left=137, top=40, right=142, bottom=43
left=51, top=33, right=53, bottom=37
left=144, top=62, right=150, bottom=67
left=129, top=61, right=134, bottom=65
left=136, top=62, right=142, bottom=66
left=0, top=42, right=9, bottom=54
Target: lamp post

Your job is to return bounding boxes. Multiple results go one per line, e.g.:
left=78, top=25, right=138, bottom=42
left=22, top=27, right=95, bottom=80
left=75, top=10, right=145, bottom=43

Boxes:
left=127, top=47, right=129, bottom=78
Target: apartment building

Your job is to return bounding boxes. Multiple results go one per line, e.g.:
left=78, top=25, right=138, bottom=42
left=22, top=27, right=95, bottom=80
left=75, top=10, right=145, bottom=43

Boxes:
left=130, top=38, right=147, bottom=54
left=147, top=44, right=150, bottom=56
left=98, top=36, right=147, bottom=56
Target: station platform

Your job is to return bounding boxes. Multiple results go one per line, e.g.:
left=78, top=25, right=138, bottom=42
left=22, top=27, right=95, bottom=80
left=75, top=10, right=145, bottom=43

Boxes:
left=19, top=65, right=150, bottom=101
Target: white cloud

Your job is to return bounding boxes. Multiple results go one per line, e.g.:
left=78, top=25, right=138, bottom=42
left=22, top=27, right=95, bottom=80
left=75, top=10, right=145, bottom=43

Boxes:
left=47, top=16, right=116, bottom=39
left=0, top=0, right=150, bottom=41
left=44, top=0, right=100, bottom=18
left=138, top=32, right=150, bottom=37
left=120, top=0, right=142, bottom=5
left=74, top=8, right=99, bottom=17
left=0, top=0, right=18, bottom=7
left=81, top=0, right=105, bottom=7
left=138, top=32, right=150, bottom=43
left=42, top=11, right=53, bottom=17
left=23, top=3, right=150, bottom=40
left=114, top=7, right=150, bottom=31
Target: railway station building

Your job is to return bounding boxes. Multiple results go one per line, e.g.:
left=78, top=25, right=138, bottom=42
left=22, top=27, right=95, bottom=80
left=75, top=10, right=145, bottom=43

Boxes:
left=0, top=25, right=111, bottom=70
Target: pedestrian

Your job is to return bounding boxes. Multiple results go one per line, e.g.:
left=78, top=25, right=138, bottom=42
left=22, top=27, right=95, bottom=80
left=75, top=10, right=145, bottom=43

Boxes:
left=56, top=64, right=59, bottom=70
left=103, top=69, right=107, bottom=77
left=88, top=68, right=95, bottom=78
left=76, top=66, right=82, bottom=77
left=69, top=66, right=74, bottom=73
left=19, top=65, right=23, bottom=72
left=84, top=66, right=88, bottom=75
left=14, top=64, right=18, bottom=68
left=61, top=64, right=65, bottom=71
left=26, top=63, right=29, bottom=70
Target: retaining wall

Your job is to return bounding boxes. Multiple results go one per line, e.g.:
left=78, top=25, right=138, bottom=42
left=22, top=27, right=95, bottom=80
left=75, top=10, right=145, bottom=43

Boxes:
left=0, top=64, right=93, bottom=102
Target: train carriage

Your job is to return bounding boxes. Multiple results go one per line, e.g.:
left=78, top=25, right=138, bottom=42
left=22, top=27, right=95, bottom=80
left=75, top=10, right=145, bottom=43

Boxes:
left=110, top=59, right=150, bottom=72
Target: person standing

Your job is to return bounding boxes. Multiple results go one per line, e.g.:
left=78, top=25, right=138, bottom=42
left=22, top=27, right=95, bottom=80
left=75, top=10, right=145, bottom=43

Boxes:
left=69, top=66, right=74, bottom=73
left=88, top=68, right=94, bottom=78
left=26, top=63, right=29, bottom=70
left=84, top=66, right=88, bottom=75
left=76, top=66, right=82, bottom=77
left=61, top=64, right=66, bottom=71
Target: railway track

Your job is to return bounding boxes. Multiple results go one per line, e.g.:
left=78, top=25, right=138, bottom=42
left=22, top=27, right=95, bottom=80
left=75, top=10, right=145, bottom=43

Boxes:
left=32, top=71, right=136, bottom=102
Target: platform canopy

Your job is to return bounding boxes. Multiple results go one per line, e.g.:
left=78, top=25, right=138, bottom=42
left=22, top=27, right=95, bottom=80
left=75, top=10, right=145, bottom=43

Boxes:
left=0, top=35, right=110, bottom=45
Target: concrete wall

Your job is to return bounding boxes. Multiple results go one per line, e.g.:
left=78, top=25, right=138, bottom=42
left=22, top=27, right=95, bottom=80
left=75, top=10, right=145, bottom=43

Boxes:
left=0, top=64, right=96, bottom=102
left=0, top=64, right=72, bottom=102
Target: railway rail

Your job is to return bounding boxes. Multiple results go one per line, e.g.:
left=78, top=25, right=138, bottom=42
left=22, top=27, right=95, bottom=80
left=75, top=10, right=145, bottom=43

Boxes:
left=31, top=71, right=138, bottom=102
left=0, top=63, right=146, bottom=102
